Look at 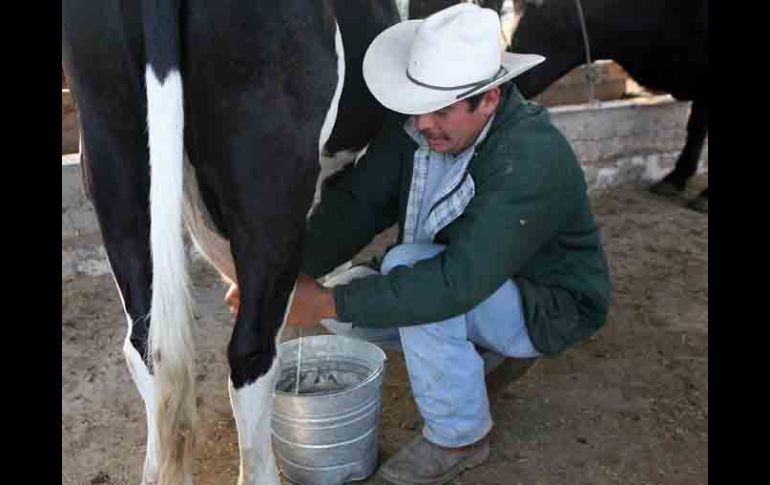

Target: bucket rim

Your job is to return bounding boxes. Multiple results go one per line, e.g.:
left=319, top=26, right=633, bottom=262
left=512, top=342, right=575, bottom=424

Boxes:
left=274, top=334, right=387, bottom=399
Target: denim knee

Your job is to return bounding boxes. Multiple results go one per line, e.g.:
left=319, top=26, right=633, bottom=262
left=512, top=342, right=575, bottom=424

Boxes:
left=380, top=243, right=446, bottom=275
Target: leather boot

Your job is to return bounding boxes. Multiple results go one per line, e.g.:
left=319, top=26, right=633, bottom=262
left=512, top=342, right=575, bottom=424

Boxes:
left=377, top=434, right=490, bottom=485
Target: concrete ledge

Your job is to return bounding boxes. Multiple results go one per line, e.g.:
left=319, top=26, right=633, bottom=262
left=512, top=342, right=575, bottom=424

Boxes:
left=61, top=95, right=707, bottom=279
left=548, top=95, right=707, bottom=190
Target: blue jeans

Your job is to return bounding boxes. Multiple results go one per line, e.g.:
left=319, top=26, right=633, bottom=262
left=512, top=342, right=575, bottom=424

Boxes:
left=320, top=243, right=540, bottom=448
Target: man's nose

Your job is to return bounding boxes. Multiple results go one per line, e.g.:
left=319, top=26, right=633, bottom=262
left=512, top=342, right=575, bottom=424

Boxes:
left=414, top=113, right=435, bottom=132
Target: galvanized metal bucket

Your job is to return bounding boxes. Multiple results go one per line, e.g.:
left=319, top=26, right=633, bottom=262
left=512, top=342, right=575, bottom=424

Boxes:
left=272, top=334, right=387, bottom=485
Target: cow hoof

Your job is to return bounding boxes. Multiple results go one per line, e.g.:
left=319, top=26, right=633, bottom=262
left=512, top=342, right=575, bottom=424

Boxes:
left=649, top=179, right=685, bottom=197
left=687, top=195, right=708, bottom=213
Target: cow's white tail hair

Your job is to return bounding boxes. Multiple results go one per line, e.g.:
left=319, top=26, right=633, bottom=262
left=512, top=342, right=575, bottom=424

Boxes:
left=145, top=66, right=196, bottom=485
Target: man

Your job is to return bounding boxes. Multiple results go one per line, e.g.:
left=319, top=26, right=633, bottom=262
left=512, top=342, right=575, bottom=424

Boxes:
left=227, top=4, right=611, bottom=484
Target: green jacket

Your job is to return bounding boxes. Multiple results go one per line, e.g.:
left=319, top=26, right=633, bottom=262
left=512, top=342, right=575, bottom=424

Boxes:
left=301, top=85, right=611, bottom=356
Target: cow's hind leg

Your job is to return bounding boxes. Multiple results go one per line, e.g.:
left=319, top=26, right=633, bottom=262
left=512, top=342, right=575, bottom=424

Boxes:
left=81, top=129, right=161, bottom=485
left=80, top=130, right=160, bottom=484
left=650, top=96, right=708, bottom=198
left=63, top=4, right=160, bottom=478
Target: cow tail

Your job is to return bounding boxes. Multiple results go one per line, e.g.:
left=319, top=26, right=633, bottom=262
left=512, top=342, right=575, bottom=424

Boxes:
left=142, top=0, right=196, bottom=483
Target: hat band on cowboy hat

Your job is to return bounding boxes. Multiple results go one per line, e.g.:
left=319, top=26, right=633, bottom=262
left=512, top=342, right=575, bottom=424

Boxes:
left=406, top=65, right=509, bottom=100
left=363, top=3, right=545, bottom=115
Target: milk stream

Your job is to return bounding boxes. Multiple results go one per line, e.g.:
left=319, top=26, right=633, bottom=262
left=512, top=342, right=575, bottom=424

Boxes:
left=294, top=328, right=303, bottom=395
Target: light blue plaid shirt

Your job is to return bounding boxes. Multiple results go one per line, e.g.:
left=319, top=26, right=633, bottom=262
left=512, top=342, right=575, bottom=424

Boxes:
left=402, top=114, right=495, bottom=243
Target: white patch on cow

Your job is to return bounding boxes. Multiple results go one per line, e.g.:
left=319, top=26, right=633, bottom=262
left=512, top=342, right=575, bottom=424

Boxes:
left=78, top=124, right=84, bottom=157
left=318, top=21, right=346, bottom=160
left=394, top=0, right=409, bottom=20
left=313, top=21, right=347, bottom=208
left=182, top=155, right=237, bottom=284
left=229, top=360, right=281, bottom=485
left=145, top=65, right=196, bottom=485
left=505, top=0, right=522, bottom=42
left=314, top=148, right=359, bottom=207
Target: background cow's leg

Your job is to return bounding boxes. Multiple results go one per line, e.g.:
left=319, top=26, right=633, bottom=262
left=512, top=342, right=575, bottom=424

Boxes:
left=650, top=96, right=708, bottom=197
left=687, top=186, right=708, bottom=213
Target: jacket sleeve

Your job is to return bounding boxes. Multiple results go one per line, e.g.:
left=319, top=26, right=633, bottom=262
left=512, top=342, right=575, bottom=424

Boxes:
left=300, top=117, right=405, bottom=278
left=332, top=128, right=581, bottom=327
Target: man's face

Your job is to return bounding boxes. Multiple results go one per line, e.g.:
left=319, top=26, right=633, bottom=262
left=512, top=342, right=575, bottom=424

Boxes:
left=414, top=87, right=500, bottom=154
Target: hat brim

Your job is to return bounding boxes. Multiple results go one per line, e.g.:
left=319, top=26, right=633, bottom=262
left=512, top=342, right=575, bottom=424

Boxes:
left=363, top=20, right=546, bottom=115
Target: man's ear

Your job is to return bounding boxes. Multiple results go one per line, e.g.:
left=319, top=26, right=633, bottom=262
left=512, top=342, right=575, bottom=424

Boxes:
left=482, top=87, right=501, bottom=115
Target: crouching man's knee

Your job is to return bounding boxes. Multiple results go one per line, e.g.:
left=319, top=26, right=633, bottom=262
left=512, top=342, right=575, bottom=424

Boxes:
left=380, top=243, right=446, bottom=275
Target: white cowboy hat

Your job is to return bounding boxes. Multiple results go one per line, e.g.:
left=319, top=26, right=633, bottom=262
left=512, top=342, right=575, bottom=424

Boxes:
left=363, top=3, right=545, bottom=115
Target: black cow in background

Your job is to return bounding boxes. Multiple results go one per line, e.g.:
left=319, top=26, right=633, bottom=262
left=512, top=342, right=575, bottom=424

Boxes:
left=407, top=0, right=709, bottom=212
left=512, top=0, right=708, bottom=212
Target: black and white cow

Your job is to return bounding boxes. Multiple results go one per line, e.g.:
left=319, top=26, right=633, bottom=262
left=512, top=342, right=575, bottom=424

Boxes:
left=62, top=1, right=399, bottom=483
left=509, top=0, right=708, bottom=211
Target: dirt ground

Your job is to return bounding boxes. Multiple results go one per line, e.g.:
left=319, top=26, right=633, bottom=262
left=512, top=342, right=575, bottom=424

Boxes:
left=62, top=176, right=708, bottom=485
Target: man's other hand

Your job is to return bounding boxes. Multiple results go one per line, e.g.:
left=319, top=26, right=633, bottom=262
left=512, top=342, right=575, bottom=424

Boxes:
left=286, top=273, right=337, bottom=328
left=224, top=274, right=336, bottom=327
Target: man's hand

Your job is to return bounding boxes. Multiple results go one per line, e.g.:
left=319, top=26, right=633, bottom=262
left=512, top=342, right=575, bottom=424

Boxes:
left=223, top=273, right=336, bottom=328
left=286, top=273, right=337, bottom=328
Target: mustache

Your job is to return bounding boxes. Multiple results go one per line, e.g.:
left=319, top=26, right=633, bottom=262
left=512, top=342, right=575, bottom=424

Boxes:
left=421, top=130, right=447, bottom=139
